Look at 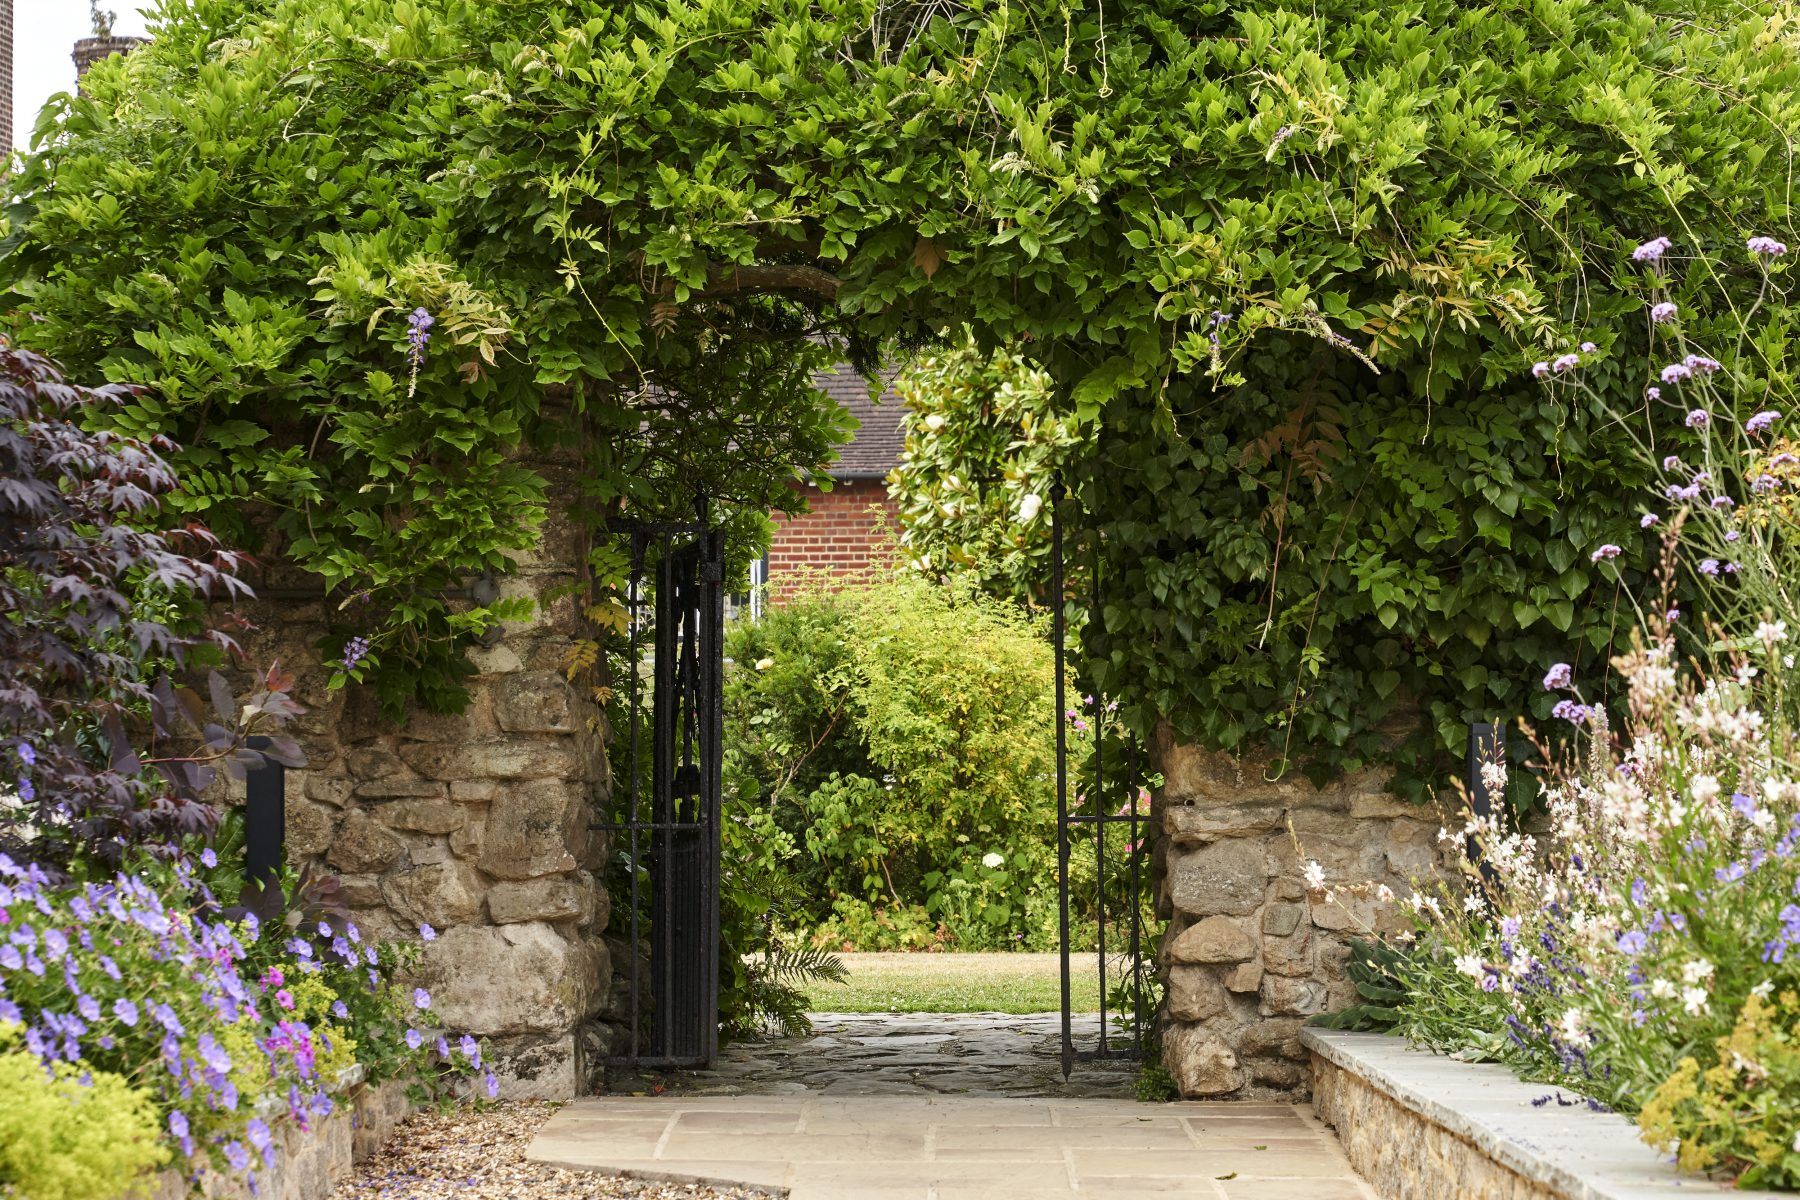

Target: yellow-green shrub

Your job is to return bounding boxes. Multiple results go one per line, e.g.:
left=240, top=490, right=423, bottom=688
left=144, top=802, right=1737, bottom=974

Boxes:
left=1639, top=992, right=1800, bottom=1190
left=0, top=1024, right=168, bottom=1200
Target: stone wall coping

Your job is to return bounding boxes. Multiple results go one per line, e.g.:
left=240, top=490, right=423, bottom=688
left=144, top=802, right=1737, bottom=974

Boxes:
left=1302, top=1027, right=1779, bottom=1199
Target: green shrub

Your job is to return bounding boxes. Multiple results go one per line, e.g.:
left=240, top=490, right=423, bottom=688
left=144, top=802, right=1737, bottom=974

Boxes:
left=724, top=573, right=1065, bottom=952
left=0, top=1024, right=168, bottom=1200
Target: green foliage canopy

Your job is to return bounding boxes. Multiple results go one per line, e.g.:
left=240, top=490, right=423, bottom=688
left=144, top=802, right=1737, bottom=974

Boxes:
left=5, top=0, right=1798, bottom=779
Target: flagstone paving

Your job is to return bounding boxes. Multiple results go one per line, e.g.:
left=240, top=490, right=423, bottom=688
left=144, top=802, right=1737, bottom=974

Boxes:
left=545, top=1013, right=1378, bottom=1199
left=528, top=1095, right=1379, bottom=1199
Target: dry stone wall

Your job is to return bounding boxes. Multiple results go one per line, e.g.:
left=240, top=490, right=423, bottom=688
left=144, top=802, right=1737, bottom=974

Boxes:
left=1151, top=723, right=1455, bottom=1099
left=221, top=463, right=614, bottom=1100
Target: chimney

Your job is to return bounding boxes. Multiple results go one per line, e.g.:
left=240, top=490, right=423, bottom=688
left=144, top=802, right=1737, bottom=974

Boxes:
left=73, top=5, right=144, bottom=86
left=1, top=0, right=12, bottom=159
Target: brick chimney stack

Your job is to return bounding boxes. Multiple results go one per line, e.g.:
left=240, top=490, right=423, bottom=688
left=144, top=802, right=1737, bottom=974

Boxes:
left=1, top=0, right=13, bottom=159
left=73, top=5, right=145, bottom=86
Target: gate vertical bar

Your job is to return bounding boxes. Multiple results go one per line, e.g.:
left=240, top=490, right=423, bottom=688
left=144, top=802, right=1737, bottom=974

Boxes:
left=626, top=538, right=645, bottom=1064
left=701, top=520, right=726, bottom=1064
left=1053, top=482, right=1073, bottom=1079
left=1091, top=543, right=1108, bottom=1054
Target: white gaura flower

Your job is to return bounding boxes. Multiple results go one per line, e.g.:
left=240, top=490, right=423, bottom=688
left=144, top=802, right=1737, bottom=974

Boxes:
left=1690, top=775, right=1721, bottom=805
left=1752, top=979, right=1775, bottom=998
left=1017, top=492, right=1043, bottom=522
left=1375, top=884, right=1395, bottom=902
left=1302, top=860, right=1327, bottom=891
left=981, top=852, right=1005, bottom=869
left=1558, top=1008, right=1588, bottom=1046
left=1651, top=978, right=1678, bottom=1000
left=1682, top=959, right=1715, bottom=985
left=1757, top=619, right=1788, bottom=650
left=1455, top=953, right=1485, bottom=979
left=1683, top=986, right=1709, bottom=1017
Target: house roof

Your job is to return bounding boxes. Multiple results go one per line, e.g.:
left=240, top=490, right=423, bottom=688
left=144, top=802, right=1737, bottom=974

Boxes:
left=812, top=363, right=906, bottom=480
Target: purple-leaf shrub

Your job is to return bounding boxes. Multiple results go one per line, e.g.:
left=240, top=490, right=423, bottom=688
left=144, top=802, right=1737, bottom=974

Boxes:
left=0, top=346, right=302, bottom=868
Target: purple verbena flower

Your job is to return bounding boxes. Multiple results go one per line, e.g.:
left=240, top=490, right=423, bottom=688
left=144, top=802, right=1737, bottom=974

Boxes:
left=1640, top=513, right=1659, bottom=528
left=1650, top=302, right=1678, bottom=324
left=1685, top=409, right=1709, bottom=428
left=1747, top=410, right=1781, bottom=435
left=1591, top=544, right=1622, bottom=562
left=1542, top=662, right=1574, bottom=691
left=1747, top=235, right=1789, bottom=258
left=1633, top=236, right=1673, bottom=263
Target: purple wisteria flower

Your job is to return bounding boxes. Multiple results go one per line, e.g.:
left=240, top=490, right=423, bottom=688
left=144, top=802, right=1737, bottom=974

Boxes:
left=1686, top=409, right=1710, bottom=428
left=1552, top=700, right=1591, bottom=723
left=1747, top=235, right=1789, bottom=259
left=1633, top=236, right=1673, bottom=262
left=342, top=636, right=371, bottom=672
left=1543, top=662, right=1574, bottom=691
left=1747, top=410, right=1782, bottom=435
left=1591, top=544, right=1622, bottom=562
left=1650, top=302, right=1678, bottom=324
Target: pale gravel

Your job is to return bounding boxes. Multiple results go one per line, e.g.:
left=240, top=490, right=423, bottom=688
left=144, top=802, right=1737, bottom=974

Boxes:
left=331, top=1102, right=763, bottom=1200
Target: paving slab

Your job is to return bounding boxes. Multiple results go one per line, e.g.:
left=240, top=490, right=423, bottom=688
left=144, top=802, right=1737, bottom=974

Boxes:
left=528, top=1096, right=1379, bottom=1200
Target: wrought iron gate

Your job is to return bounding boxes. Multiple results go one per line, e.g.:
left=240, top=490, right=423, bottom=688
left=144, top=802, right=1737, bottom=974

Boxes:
left=1051, top=484, right=1153, bottom=1077
left=598, top=509, right=726, bottom=1069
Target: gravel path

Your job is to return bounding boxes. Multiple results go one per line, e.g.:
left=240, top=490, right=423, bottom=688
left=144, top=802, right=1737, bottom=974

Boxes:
left=331, top=1102, right=763, bottom=1200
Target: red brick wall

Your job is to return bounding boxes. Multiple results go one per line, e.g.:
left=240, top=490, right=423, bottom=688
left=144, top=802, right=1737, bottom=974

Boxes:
left=767, top=479, right=897, bottom=600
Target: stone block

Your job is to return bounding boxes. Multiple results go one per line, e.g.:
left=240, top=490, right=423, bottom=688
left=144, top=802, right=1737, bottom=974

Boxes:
left=378, top=800, right=466, bottom=835
left=306, top=775, right=353, bottom=808
left=284, top=799, right=338, bottom=859
left=1162, top=1022, right=1242, bottom=1096
left=494, top=672, right=580, bottom=734
left=1262, top=902, right=1304, bottom=937
left=1162, top=803, right=1285, bottom=846
left=381, top=861, right=484, bottom=929
left=487, top=1032, right=581, bottom=1101
left=353, top=778, right=445, bottom=799
left=346, top=747, right=408, bottom=780
left=1310, top=891, right=1382, bottom=933
left=1166, top=966, right=1228, bottom=1022
left=1248, top=1057, right=1304, bottom=1088
left=469, top=644, right=524, bottom=674
left=398, top=737, right=585, bottom=782
left=1260, top=976, right=1326, bottom=1016
left=1263, top=926, right=1315, bottom=977
left=412, top=923, right=593, bottom=1036
left=1167, top=839, right=1270, bottom=917
left=488, top=874, right=594, bottom=925
left=451, top=780, right=499, bottom=803
left=326, top=811, right=403, bottom=874
left=478, top=780, right=587, bottom=880
left=1237, top=1018, right=1304, bottom=1059
left=1222, top=961, right=1264, bottom=993
left=451, top=811, right=486, bottom=860
left=1166, top=916, right=1256, bottom=964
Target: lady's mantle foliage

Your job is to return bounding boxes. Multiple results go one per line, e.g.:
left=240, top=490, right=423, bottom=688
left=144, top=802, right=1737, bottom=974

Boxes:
left=4, top=0, right=1798, bottom=755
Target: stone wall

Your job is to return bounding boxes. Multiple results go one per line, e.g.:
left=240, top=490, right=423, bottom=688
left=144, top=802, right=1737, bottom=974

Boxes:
left=1151, top=724, right=1454, bottom=1099
left=223, top=462, right=612, bottom=1100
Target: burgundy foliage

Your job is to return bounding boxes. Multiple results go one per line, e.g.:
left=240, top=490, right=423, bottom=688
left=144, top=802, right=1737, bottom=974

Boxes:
left=0, top=346, right=302, bottom=868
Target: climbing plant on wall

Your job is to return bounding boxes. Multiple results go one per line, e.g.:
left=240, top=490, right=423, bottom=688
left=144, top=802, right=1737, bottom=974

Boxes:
left=3, top=0, right=1796, bottom=787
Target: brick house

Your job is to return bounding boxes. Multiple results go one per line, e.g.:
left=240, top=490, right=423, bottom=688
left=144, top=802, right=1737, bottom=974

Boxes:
left=758, top=363, right=906, bottom=604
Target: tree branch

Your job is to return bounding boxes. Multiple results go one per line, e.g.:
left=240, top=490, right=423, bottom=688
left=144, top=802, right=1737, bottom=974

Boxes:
left=655, top=263, right=843, bottom=302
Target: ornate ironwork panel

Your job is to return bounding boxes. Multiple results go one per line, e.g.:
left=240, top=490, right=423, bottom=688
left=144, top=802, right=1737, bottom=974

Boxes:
left=1052, top=485, right=1153, bottom=1077
left=598, top=510, right=726, bottom=1069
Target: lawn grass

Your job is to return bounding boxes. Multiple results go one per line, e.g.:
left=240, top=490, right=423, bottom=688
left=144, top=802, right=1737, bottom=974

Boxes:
left=802, top=952, right=1104, bottom=1014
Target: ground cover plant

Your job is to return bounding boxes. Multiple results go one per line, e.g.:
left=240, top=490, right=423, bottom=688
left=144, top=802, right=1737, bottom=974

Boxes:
left=1312, top=233, right=1800, bottom=1190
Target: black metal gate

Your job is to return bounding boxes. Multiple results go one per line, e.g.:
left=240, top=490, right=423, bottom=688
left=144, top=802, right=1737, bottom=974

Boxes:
left=1051, top=484, right=1153, bottom=1077
left=598, top=509, right=726, bottom=1068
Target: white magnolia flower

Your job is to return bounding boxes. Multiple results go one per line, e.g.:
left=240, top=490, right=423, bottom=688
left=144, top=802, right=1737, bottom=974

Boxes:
left=1682, top=986, right=1709, bottom=1017
left=923, top=413, right=946, bottom=432
left=1302, top=860, right=1327, bottom=891
left=1455, top=953, right=1485, bottom=979
left=981, top=852, right=1005, bottom=869
left=1017, top=492, right=1043, bottom=522
left=754, top=657, right=775, bottom=671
